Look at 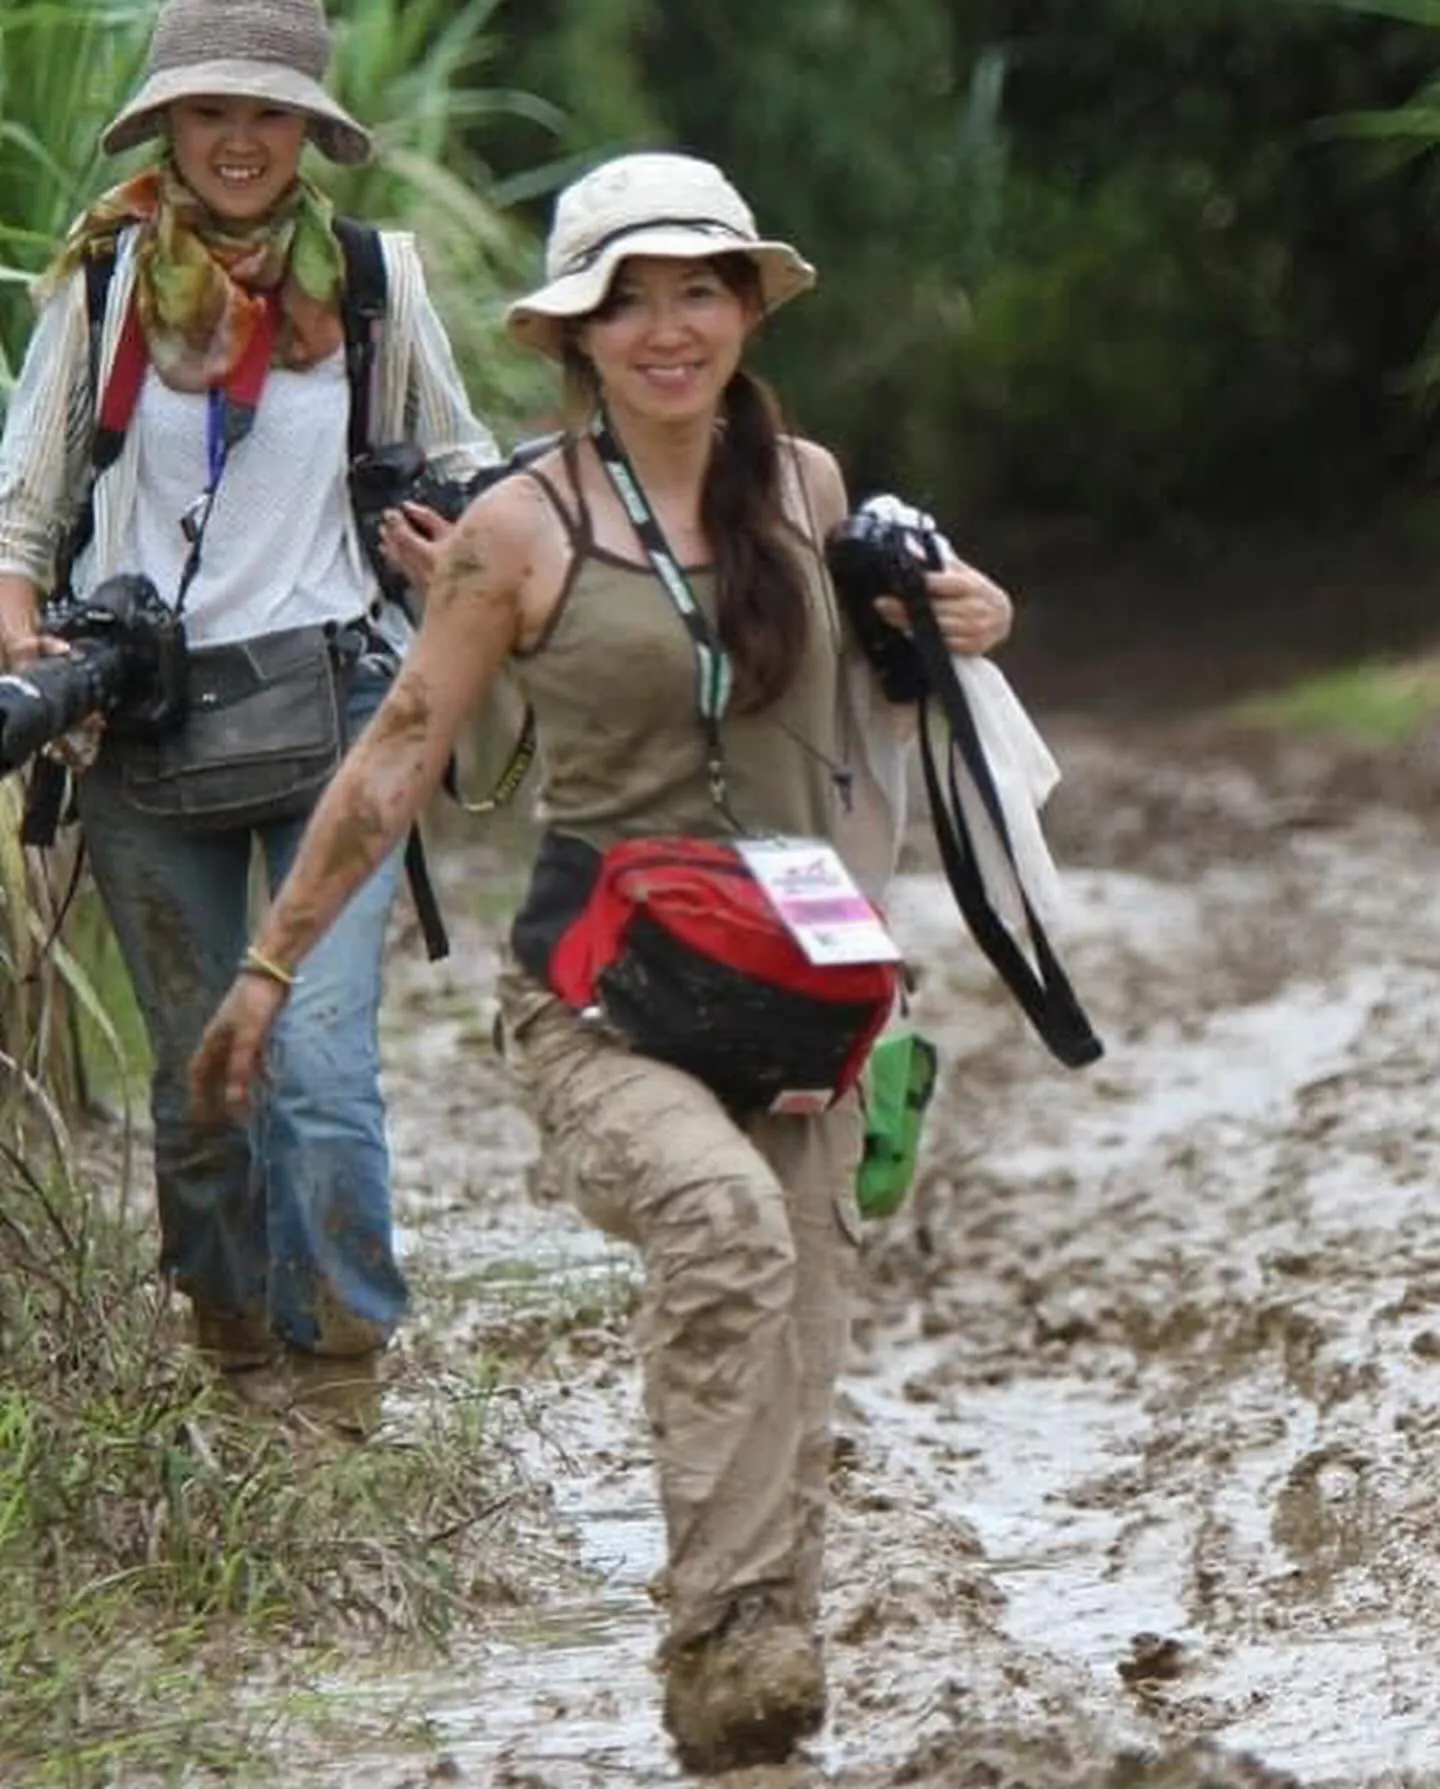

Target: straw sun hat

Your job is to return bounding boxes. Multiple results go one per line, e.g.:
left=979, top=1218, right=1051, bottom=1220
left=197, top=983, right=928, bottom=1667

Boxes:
left=100, top=0, right=371, bottom=167
left=506, top=152, right=816, bottom=358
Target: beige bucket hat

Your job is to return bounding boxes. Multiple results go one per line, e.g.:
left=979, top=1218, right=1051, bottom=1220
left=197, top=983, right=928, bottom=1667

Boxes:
left=506, top=152, right=816, bottom=358
left=100, top=0, right=371, bottom=167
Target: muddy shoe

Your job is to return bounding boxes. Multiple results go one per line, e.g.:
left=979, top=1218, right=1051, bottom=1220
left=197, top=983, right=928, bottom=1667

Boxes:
left=191, top=1303, right=279, bottom=1371
left=306, top=1286, right=391, bottom=1360
left=662, top=1595, right=826, bottom=1775
left=285, top=1349, right=383, bottom=1438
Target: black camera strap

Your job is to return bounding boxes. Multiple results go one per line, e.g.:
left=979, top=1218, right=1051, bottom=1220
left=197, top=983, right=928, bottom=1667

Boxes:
left=589, top=407, right=739, bottom=822
left=888, top=558, right=1102, bottom=1069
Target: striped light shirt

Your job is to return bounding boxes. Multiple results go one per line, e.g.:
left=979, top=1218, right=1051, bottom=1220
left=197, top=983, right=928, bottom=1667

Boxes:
left=0, top=226, right=499, bottom=603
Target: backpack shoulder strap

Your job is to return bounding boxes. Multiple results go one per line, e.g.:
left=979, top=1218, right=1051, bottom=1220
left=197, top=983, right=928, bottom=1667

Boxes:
left=53, top=246, right=123, bottom=600
left=84, top=246, right=133, bottom=473
left=333, top=217, right=388, bottom=460
left=331, top=219, right=457, bottom=959
left=84, top=248, right=118, bottom=399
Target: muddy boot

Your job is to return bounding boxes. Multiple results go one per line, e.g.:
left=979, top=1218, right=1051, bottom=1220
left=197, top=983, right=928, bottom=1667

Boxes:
left=661, top=1592, right=826, bottom=1775
left=190, top=1302, right=279, bottom=1371
left=307, top=1287, right=391, bottom=1360
left=284, top=1348, right=383, bottom=1439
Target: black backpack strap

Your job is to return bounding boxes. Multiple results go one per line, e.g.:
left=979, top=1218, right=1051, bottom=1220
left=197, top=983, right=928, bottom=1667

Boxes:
left=85, top=251, right=122, bottom=462
left=333, top=216, right=388, bottom=462
left=331, top=218, right=453, bottom=962
left=51, top=247, right=121, bottom=600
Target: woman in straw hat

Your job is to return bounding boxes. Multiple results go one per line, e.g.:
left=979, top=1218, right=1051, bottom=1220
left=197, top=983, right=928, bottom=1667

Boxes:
left=190, top=149, right=1012, bottom=1768
left=0, top=0, right=498, bottom=1382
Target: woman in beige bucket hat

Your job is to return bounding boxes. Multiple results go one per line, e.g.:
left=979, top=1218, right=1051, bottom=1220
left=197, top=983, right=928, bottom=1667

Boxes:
left=191, top=148, right=1015, bottom=1769
left=0, top=0, right=499, bottom=1394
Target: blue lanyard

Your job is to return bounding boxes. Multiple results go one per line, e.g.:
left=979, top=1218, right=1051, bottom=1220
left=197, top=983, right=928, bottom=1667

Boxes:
left=205, top=387, right=228, bottom=491
left=175, top=390, right=239, bottom=614
left=174, top=298, right=278, bottom=615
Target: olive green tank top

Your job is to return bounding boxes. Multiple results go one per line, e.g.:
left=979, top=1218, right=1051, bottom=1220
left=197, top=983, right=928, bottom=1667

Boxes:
left=510, top=455, right=846, bottom=849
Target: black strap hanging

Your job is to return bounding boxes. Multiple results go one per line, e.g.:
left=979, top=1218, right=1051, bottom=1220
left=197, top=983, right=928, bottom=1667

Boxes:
left=890, top=555, right=1103, bottom=1069
left=334, top=216, right=388, bottom=466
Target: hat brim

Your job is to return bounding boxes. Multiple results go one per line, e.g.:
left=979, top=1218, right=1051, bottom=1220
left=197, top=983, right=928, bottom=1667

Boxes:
left=100, top=60, right=371, bottom=166
left=505, top=227, right=816, bottom=359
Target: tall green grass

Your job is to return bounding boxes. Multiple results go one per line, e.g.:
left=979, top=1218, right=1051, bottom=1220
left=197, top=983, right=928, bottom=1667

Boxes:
left=0, top=0, right=563, bottom=420
left=324, top=0, right=566, bottom=426
left=0, top=0, right=151, bottom=388
left=0, top=1144, right=519, bottom=1785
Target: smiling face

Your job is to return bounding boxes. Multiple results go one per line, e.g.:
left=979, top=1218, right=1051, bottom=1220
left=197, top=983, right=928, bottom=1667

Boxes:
left=575, top=254, right=761, bottom=428
left=168, top=95, right=309, bottom=224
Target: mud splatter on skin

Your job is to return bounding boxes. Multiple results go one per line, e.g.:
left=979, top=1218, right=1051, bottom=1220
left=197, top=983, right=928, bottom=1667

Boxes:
left=263, top=677, right=438, bottom=968
left=428, top=540, right=491, bottom=615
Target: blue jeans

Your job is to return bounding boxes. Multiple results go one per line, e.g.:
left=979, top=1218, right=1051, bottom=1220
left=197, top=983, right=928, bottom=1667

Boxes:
left=77, top=661, right=407, bottom=1354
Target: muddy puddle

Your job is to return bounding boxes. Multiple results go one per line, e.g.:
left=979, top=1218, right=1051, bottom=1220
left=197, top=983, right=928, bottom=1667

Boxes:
left=266, top=724, right=1440, bottom=1787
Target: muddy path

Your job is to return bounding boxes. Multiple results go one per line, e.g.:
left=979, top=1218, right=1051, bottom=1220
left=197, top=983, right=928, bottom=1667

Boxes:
left=302, top=716, right=1440, bottom=1788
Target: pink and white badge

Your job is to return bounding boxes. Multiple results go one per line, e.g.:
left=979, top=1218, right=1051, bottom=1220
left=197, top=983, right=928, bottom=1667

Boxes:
left=736, top=837, right=902, bottom=967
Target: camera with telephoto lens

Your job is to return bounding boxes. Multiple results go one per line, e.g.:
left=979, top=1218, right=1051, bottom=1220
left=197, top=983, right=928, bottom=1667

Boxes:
left=824, top=498, right=946, bottom=703
left=0, top=573, right=188, bottom=778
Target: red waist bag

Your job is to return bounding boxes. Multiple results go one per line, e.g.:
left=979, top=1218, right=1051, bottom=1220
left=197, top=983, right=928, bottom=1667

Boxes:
left=532, top=835, right=901, bottom=1117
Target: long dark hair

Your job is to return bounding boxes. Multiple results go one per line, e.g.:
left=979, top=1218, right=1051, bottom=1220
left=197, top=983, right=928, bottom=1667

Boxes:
left=561, top=253, right=811, bottom=712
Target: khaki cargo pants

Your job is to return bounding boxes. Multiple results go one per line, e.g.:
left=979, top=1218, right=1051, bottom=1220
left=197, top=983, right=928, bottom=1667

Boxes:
left=497, top=964, right=865, bottom=1650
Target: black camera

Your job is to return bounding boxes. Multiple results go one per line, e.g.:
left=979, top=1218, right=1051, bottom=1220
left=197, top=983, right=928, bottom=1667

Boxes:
left=349, top=435, right=563, bottom=608
left=0, top=573, right=188, bottom=777
left=824, top=501, right=944, bottom=704
left=348, top=443, right=483, bottom=607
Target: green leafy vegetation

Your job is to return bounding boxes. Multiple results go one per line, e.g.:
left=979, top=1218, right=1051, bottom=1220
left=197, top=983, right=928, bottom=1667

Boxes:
left=487, top=0, right=1440, bottom=534
left=1233, top=656, right=1440, bottom=739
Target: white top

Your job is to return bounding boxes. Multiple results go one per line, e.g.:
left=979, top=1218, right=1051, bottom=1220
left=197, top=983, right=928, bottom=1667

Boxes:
left=121, top=349, right=371, bottom=646
left=0, top=227, right=498, bottom=618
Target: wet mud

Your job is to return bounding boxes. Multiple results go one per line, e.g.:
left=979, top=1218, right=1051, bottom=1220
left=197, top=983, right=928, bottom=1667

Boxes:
left=298, top=718, right=1440, bottom=1787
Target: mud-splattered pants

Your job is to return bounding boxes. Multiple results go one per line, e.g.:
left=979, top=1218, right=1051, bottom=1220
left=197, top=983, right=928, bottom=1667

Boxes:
left=498, top=964, right=865, bottom=1647
left=77, top=662, right=408, bottom=1354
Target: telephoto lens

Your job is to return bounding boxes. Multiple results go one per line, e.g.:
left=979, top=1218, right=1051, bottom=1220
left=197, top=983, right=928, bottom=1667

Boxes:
left=0, top=573, right=182, bottom=779
left=0, top=643, right=124, bottom=776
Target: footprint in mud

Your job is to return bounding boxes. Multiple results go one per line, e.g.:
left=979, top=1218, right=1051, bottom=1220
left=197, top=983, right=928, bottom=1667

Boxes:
left=1268, top=1444, right=1375, bottom=1586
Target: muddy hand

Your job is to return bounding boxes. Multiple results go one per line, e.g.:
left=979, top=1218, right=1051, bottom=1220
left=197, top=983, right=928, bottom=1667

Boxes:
left=874, top=560, right=1013, bottom=657
left=378, top=502, right=454, bottom=595
left=189, top=974, right=289, bottom=1126
left=44, top=712, right=107, bottom=772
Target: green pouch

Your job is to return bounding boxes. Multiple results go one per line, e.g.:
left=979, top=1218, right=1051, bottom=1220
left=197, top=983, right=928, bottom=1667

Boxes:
left=855, top=1030, right=939, bottom=1220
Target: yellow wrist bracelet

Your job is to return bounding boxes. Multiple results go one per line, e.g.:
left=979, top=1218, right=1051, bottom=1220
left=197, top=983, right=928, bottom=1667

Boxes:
left=239, top=945, right=297, bottom=991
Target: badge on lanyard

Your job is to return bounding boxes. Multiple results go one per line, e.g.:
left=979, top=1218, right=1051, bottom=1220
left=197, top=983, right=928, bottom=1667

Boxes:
left=736, top=837, right=901, bottom=967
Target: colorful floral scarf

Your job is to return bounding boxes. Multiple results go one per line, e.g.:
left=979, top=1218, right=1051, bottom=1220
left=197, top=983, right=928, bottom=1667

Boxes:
left=42, top=161, right=345, bottom=392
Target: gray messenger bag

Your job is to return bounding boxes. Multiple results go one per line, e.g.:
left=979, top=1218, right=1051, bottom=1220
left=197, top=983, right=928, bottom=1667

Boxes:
left=117, top=623, right=346, bottom=831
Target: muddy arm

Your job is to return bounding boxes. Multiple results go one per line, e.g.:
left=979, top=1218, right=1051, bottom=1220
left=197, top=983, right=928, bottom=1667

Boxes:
left=253, top=506, right=524, bottom=972
left=188, top=489, right=535, bottom=1125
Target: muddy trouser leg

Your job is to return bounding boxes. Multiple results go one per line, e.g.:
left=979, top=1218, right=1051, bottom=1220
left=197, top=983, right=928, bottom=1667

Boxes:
left=256, top=661, right=408, bottom=1356
left=76, top=764, right=264, bottom=1317
left=747, top=1100, right=864, bottom=1626
left=499, top=969, right=863, bottom=1649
